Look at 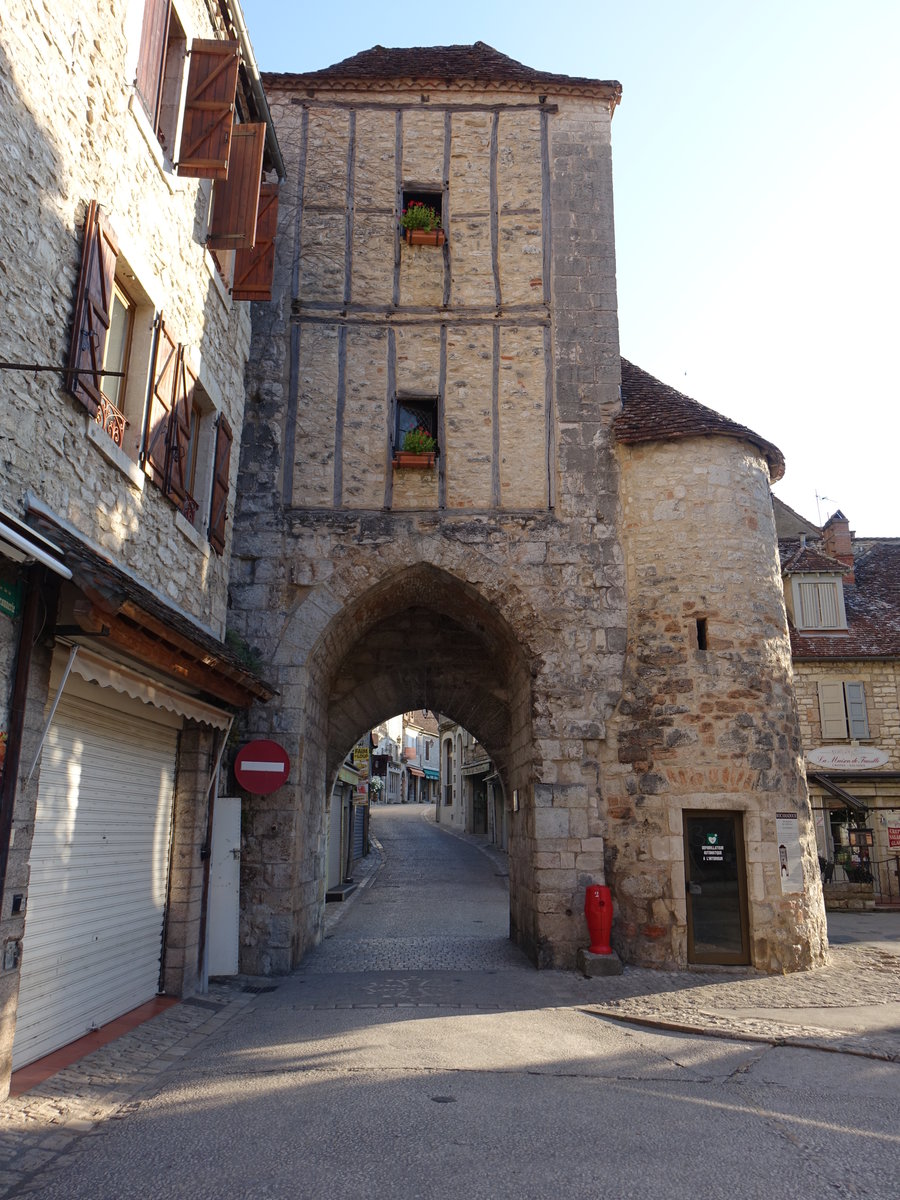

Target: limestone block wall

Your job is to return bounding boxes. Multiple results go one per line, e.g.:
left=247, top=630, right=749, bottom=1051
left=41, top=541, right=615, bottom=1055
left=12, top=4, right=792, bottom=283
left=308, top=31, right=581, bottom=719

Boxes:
left=0, top=0, right=253, bottom=637
left=233, top=76, right=627, bottom=971
left=793, top=661, right=900, bottom=763
left=608, top=438, right=828, bottom=971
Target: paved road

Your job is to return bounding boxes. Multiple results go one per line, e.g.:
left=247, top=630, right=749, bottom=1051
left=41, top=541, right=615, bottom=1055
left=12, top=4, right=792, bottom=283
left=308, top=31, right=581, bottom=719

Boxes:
left=7, top=805, right=900, bottom=1199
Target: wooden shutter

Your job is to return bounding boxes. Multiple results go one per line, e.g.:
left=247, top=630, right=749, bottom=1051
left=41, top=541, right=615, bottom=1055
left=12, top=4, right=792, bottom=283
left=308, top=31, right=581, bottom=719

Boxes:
left=232, top=184, right=279, bottom=301
left=844, top=683, right=869, bottom=739
left=176, top=39, right=240, bottom=180
left=818, top=681, right=848, bottom=740
left=143, top=319, right=179, bottom=489
left=208, top=415, right=233, bottom=554
left=67, top=202, right=118, bottom=416
left=166, top=351, right=196, bottom=505
left=206, top=124, right=266, bottom=251
left=134, top=0, right=171, bottom=127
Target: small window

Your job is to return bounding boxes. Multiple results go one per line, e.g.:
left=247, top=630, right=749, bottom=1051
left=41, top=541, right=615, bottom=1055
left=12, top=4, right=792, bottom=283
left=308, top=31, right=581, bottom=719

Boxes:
left=695, top=618, right=708, bottom=651
left=790, top=574, right=847, bottom=631
left=135, top=0, right=187, bottom=155
left=401, top=189, right=442, bottom=226
left=395, top=396, right=438, bottom=455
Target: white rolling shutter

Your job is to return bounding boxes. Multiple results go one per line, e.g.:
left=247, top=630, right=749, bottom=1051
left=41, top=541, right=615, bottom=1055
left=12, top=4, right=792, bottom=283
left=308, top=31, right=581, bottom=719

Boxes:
left=12, top=684, right=179, bottom=1069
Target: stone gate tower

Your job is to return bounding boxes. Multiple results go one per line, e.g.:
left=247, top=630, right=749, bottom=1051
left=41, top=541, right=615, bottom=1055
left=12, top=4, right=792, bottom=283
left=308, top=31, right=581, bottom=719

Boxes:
left=230, top=43, right=827, bottom=973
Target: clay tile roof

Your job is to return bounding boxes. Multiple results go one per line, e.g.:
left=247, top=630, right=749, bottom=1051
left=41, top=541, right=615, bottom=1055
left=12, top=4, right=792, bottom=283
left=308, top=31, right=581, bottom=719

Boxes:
left=262, top=42, right=622, bottom=101
left=779, top=544, right=847, bottom=574
left=787, top=539, right=900, bottom=659
left=614, top=359, right=786, bottom=481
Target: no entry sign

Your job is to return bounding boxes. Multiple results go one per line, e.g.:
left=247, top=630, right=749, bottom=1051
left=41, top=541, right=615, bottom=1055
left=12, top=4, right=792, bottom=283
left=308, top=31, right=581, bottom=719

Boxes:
left=234, top=740, right=290, bottom=795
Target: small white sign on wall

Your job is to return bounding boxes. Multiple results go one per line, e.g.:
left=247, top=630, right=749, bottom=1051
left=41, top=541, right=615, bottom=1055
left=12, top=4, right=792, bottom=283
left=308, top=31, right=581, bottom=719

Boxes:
left=807, top=746, right=889, bottom=770
left=775, top=811, right=804, bottom=894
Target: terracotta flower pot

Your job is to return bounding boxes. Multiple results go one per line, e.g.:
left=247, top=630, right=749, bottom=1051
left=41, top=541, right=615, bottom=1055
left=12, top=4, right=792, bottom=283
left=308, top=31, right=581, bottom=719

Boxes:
left=392, top=452, right=435, bottom=468
left=404, top=229, right=445, bottom=247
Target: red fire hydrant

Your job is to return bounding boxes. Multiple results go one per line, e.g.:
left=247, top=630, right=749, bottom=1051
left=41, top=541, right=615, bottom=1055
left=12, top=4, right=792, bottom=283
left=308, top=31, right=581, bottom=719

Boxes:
left=584, top=884, right=613, bottom=955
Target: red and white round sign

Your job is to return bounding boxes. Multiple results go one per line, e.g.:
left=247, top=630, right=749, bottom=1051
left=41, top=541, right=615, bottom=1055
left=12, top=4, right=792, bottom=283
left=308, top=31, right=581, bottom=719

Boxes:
left=234, top=740, right=290, bottom=795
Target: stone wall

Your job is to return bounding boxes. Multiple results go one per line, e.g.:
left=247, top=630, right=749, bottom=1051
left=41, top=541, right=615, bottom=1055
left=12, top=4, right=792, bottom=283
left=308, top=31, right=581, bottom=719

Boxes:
left=608, top=438, right=828, bottom=970
left=0, top=0, right=252, bottom=637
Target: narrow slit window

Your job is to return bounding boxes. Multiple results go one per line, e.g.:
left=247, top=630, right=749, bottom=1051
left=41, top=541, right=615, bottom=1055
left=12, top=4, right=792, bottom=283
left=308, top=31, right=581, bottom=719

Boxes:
left=696, top=618, right=708, bottom=651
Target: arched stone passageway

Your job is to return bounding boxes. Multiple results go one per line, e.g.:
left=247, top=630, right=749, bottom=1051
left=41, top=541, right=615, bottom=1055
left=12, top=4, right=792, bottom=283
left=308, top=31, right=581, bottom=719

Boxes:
left=238, top=561, right=545, bottom=975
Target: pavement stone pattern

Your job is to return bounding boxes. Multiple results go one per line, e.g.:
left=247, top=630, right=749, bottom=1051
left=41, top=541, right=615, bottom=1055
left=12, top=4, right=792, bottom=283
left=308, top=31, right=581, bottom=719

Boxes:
left=0, top=805, right=897, bottom=1197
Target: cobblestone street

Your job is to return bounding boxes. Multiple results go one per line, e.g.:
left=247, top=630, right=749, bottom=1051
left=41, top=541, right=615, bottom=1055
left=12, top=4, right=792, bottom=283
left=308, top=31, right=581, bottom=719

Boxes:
left=1, top=804, right=898, bottom=1199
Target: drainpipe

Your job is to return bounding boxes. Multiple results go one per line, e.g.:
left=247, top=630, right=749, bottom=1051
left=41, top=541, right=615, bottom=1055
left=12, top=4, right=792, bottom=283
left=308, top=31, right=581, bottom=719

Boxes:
left=0, top=566, right=45, bottom=906
left=227, top=0, right=286, bottom=180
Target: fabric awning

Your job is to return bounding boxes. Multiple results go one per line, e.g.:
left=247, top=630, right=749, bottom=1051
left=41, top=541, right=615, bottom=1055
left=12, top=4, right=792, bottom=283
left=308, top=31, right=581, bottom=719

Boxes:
left=807, top=772, right=869, bottom=813
left=407, top=767, right=424, bottom=778
left=423, top=768, right=439, bottom=780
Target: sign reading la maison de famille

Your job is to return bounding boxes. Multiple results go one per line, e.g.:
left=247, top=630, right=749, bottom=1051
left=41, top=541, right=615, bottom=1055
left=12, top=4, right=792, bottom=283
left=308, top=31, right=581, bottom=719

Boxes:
left=806, top=746, right=889, bottom=771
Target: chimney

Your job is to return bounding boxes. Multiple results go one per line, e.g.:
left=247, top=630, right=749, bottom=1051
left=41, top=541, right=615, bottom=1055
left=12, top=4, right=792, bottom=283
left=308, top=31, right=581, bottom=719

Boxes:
left=822, top=510, right=855, bottom=585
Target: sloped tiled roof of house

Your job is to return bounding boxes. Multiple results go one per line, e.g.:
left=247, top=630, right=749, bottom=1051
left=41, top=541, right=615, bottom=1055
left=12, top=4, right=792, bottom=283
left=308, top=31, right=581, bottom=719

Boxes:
left=782, top=537, right=900, bottom=658
left=613, top=360, right=786, bottom=481
left=779, top=544, right=848, bottom=575
left=262, top=42, right=622, bottom=102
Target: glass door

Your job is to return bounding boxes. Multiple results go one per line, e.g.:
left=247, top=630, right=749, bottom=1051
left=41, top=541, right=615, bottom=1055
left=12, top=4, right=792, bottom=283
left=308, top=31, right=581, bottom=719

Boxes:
left=684, top=811, right=750, bottom=965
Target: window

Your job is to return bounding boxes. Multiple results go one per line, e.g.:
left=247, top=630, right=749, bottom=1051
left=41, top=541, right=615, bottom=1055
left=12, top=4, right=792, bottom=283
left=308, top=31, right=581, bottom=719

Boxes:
left=818, top=681, right=870, bottom=740
left=395, top=396, right=438, bottom=454
left=789, top=573, right=847, bottom=631
left=101, top=283, right=135, bottom=414
left=135, top=0, right=186, bottom=155
left=67, top=203, right=156, bottom=457
left=135, top=1, right=240, bottom=178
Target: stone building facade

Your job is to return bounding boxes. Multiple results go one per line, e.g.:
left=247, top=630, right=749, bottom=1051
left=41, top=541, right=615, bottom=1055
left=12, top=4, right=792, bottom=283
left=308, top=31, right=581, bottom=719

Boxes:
left=229, top=45, right=827, bottom=977
left=775, top=506, right=900, bottom=907
left=0, top=0, right=279, bottom=1095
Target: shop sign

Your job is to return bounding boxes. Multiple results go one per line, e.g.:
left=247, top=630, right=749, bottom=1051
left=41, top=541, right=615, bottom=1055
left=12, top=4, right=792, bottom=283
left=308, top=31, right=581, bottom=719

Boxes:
left=0, top=580, right=22, bottom=620
left=807, top=746, right=889, bottom=770
left=888, top=827, right=900, bottom=849
left=352, top=745, right=370, bottom=778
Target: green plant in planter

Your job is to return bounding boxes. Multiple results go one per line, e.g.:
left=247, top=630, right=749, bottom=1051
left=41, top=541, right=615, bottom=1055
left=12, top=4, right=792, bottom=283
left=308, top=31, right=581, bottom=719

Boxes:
left=401, top=425, right=437, bottom=454
left=400, top=201, right=442, bottom=233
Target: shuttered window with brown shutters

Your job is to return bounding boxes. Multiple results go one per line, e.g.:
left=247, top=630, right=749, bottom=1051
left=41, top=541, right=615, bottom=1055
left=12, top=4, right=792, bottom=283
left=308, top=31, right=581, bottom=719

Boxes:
left=134, top=0, right=171, bottom=129
left=206, top=124, right=266, bottom=251
left=68, top=202, right=119, bottom=416
left=143, top=318, right=180, bottom=491
left=232, top=184, right=279, bottom=301
left=166, top=350, right=199, bottom=507
left=208, top=416, right=233, bottom=554
left=176, top=39, right=241, bottom=180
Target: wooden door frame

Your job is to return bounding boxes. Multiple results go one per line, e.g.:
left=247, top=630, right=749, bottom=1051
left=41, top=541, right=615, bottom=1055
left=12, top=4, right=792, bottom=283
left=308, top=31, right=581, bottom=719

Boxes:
left=683, top=809, right=751, bottom=966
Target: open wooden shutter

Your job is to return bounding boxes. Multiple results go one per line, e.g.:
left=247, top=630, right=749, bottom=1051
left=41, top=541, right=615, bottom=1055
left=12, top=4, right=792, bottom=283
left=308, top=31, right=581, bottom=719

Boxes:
left=176, top=39, right=240, bottom=180
left=818, top=681, right=848, bottom=740
left=166, top=351, right=196, bottom=506
left=232, top=184, right=279, bottom=301
left=67, top=202, right=118, bottom=416
left=206, top=124, right=266, bottom=251
left=844, top=683, right=869, bottom=739
left=143, top=319, right=179, bottom=489
left=208, top=415, right=233, bottom=554
left=134, top=0, right=171, bottom=127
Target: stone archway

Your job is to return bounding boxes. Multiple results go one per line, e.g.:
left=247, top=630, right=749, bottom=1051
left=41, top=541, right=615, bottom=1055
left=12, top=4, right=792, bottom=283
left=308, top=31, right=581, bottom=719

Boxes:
left=238, top=562, right=541, bottom=975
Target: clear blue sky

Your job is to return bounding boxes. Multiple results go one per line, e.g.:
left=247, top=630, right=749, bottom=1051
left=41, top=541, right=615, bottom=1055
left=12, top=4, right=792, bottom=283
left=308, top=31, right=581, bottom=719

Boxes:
left=241, top=0, right=899, bottom=534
